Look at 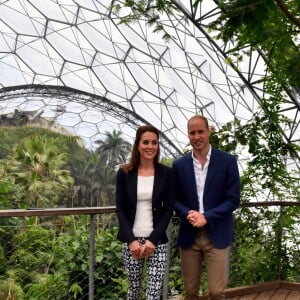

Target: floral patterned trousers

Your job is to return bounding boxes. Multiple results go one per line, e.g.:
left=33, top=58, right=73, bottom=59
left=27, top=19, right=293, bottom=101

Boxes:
left=122, top=238, right=168, bottom=300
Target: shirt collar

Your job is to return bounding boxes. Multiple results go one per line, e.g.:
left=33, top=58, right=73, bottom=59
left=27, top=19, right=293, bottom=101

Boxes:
left=192, top=145, right=212, bottom=162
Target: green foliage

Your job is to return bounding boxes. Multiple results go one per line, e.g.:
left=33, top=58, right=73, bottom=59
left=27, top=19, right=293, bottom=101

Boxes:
left=0, top=121, right=297, bottom=300
left=160, top=156, right=174, bottom=167
left=112, top=0, right=178, bottom=40
left=0, top=276, right=25, bottom=300
left=230, top=206, right=299, bottom=286
left=0, top=126, right=87, bottom=208
left=236, top=86, right=299, bottom=201
left=53, top=223, right=126, bottom=299
left=26, top=273, right=69, bottom=300
left=0, top=126, right=128, bottom=208
left=209, top=85, right=299, bottom=202
left=0, top=209, right=298, bottom=299
left=0, top=245, right=6, bottom=274
left=209, top=0, right=300, bottom=88
left=8, top=134, right=74, bottom=208
left=168, top=204, right=299, bottom=297
left=209, top=119, right=241, bottom=153
left=0, top=226, right=70, bottom=299
left=95, top=129, right=131, bottom=168
left=0, top=217, right=127, bottom=299
left=68, top=282, right=83, bottom=299
left=0, top=126, right=82, bottom=159
left=94, top=227, right=127, bottom=298
left=0, top=165, right=26, bottom=209
left=168, top=218, right=184, bottom=296
left=52, top=223, right=89, bottom=297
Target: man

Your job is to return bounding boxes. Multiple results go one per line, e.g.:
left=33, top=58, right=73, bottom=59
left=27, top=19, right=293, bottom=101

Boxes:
left=172, top=115, right=240, bottom=300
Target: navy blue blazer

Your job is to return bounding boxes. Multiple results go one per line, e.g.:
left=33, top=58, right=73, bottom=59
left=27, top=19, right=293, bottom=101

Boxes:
left=172, top=148, right=240, bottom=249
left=115, top=163, right=174, bottom=245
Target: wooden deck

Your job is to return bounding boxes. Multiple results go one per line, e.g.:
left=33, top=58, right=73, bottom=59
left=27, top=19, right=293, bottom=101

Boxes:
left=171, top=281, right=300, bottom=300
left=221, top=281, right=300, bottom=300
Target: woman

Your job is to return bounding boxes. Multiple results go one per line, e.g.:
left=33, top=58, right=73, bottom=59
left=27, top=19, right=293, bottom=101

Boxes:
left=115, top=125, right=174, bottom=300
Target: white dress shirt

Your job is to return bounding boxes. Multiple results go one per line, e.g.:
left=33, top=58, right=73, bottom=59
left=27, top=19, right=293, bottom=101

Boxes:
left=192, top=146, right=211, bottom=213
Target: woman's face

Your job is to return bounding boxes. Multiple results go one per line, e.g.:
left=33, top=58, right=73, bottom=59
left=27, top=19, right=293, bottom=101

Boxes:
left=138, top=131, right=158, bottom=162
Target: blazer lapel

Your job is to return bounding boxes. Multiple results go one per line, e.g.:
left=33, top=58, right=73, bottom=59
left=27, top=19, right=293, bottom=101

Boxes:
left=152, top=165, right=163, bottom=205
left=187, top=154, right=198, bottom=194
left=204, top=148, right=217, bottom=194
left=127, top=169, right=138, bottom=205
left=183, top=154, right=199, bottom=204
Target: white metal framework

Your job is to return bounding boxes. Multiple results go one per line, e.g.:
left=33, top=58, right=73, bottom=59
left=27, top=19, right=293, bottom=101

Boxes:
left=0, top=0, right=299, bottom=163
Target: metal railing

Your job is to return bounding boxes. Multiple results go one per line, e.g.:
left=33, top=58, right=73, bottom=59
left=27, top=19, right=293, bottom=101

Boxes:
left=0, top=202, right=299, bottom=299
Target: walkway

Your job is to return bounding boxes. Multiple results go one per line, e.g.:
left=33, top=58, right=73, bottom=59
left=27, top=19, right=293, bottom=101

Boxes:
left=170, top=281, right=300, bottom=300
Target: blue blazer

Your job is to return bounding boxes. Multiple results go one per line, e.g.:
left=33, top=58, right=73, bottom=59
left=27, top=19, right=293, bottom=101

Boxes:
left=172, top=148, right=240, bottom=249
left=115, top=163, right=174, bottom=245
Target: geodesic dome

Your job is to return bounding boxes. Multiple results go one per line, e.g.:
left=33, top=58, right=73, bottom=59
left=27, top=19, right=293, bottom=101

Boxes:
left=0, top=0, right=299, bottom=164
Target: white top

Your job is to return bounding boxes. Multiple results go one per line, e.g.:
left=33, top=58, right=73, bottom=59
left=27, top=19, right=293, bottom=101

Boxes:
left=133, top=176, right=154, bottom=237
left=192, top=146, right=211, bottom=213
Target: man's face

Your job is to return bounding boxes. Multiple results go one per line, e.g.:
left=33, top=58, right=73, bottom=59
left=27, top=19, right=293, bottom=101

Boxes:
left=188, top=117, right=210, bottom=151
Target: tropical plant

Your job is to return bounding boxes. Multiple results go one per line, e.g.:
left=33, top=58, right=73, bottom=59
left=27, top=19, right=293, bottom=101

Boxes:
left=0, top=275, right=25, bottom=300
left=209, top=0, right=300, bottom=90
left=53, top=223, right=126, bottom=299
left=94, top=129, right=131, bottom=168
left=0, top=153, right=27, bottom=209
left=82, top=130, right=132, bottom=206
left=8, top=134, right=74, bottom=208
left=0, top=126, right=89, bottom=208
left=81, top=151, right=116, bottom=206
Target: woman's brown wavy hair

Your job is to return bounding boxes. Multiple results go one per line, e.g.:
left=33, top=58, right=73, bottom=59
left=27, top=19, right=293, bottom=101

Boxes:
left=120, top=125, right=160, bottom=174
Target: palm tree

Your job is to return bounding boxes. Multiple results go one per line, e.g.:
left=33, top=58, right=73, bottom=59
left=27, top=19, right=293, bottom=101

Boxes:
left=94, top=130, right=131, bottom=168
left=9, top=134, right=74, bottom=208
left=82, top=151, right=116, bottom=206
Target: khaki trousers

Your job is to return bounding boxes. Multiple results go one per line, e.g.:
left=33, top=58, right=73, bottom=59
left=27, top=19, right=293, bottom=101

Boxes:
left=180, top=228, right=229, bottom=300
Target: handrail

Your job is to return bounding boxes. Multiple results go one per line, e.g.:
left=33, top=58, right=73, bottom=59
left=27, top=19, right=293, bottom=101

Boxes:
left=0, top=206, right=116, bottom=217
left=240, top=201, right=299, bottom=207
left=0, top=202, right=298, bottom=218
